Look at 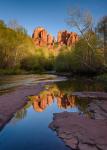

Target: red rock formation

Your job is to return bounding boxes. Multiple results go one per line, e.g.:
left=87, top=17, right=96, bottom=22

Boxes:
left=67, top=32, right=79, bottom=46
left=32, top=27, right=54, bottom=47
left=57, top=30, right=78, bottom=46
left=47, top=34, right=53, bottom=45
left=32, top=27, right=78, bottom=48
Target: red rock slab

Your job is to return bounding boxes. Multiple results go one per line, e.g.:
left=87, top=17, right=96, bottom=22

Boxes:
left=72, top=92, right=107, bottom=99
left=0, top=83, right=45, bottom=129
left=49, top=112, right=107, bottom=150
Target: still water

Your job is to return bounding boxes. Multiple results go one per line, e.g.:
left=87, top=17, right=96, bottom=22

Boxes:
left=0, top=75, right=107, bottom=150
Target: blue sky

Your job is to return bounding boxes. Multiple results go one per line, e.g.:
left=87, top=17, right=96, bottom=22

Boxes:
left=0, top=0, right=107, bottom=37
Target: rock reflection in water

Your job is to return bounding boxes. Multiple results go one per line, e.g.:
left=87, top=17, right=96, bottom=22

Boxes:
left=14, top=83, right=90, bottom=121
left=30, top=84, right=76, bottom=112
left=28, top=78, right=107, bottom=113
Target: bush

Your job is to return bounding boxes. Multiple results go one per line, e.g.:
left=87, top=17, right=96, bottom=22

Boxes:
left=0, top=68, right=25, bottom=75
left=21, top=48, right=55, bottom=72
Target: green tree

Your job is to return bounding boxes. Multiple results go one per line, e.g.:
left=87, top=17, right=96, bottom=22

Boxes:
left=96, top=16, right=107, bottom=63
left=0, top=19, right=35, bottom=70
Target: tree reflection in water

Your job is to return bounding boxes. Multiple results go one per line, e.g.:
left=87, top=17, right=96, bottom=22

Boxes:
left=29, top=84, right=88, bottom=113
left=14, top=78, right=106, bottom=121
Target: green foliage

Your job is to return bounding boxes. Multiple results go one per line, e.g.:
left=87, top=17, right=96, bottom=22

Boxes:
left=0, top=20, right=36, bottom=70
left=55, top=32, right=104, bottom=74
left=0, top=20, right=6, bottom=28
left=96, top=16, right=107, bottom=63
left=21, top=48, right=55, bottom=71
left=96, top=74, right=107, bottom=82
left=72, top=34, right=104, bottom=72
left=0, top=20, right=55, bottom=73
left=55, top=50, right=73, bottom=72
left=0, top=19, right=106, bottom=75
left=0, top=68, right=26, bottom=75
left=8, top=20, right=28, bottom=35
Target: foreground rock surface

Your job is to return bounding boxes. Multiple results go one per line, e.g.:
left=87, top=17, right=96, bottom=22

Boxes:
left=72, top=92, right=107, bottom=99
left=0, top=83, right=45, bottom=130
left=49, top=94, right=107, bottom=150
left=49, top=111, right=107, bottom=150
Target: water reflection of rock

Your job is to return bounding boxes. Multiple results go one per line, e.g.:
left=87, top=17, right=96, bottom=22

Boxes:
left=29, top=81, right=107, bottom=114
left=57, top=94, right=75, bottom=109
left=31, top=91, right=76, bottom=112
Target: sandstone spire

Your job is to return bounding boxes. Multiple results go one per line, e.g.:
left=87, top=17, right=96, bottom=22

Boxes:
left=32, top=27, right=78, bottom=48
left=57, top=30, right=78, bottom=46
left=32, top=27, right=54, bottom=47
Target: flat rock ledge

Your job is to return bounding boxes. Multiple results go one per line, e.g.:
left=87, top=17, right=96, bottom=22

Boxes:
left=72, top=92, right=107, bottom=99
left=0, top=83, right=46, bottom=130
left=49, top=112, right=107, bottom=150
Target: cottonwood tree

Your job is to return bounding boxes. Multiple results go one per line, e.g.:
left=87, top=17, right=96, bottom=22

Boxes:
left=67, top=7, right=95, bottom=51
left=0, top=20, right=6, bottom=28
left=66, top=7, right=104, bottom=71
left=96, top=16, right=107, bottom=63
left=0, top=19, right=35, bottom=69
left=8, top=20, right=27, bottom=35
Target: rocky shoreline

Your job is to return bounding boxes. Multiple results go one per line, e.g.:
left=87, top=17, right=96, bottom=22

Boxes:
left=49, top=94, right=107, bottom=150
left=0, top=75, right=67, bottom=131
left=0, top=82, right=46, bottom=130
left=1, top=77, right=107, bottom=150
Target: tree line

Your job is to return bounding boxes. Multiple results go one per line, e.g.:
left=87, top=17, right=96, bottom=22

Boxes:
left=0, top=9, right=107, bottom=75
